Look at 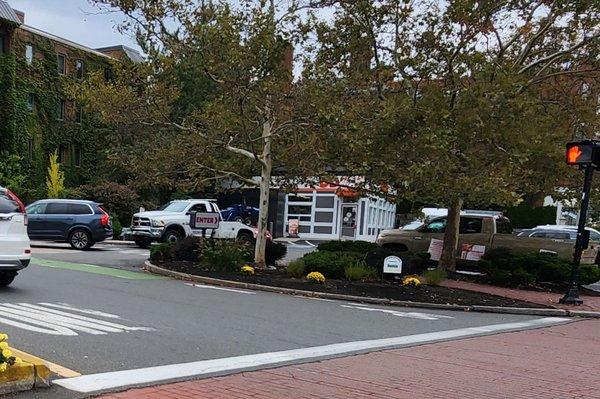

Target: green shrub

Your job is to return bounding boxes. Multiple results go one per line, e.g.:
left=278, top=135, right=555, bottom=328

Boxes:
left=171, top=236, right=203, bottom=262
left=150, top=243, right=171, bottom=264
left=317, top=240, right=378, bottom=254
left=423, top=268, right=447, bottom=286
left=364, top=248, right=430, bottom=277
left=302, top=251, right=364, bottom=279
left=266, top=241, right=287, bottom=265
left=201, top=240, right=253, bottom=273
left=286, top=259, right=306, bottom=278
left=344, top=263, right=377, bottom=281
left=581, top=265, right=600, bottom=285
left=479, top=248, right=600, bottom=287
left=504, top=203, right=556, bottom=229
left=111, top=216, right=123, bottom=240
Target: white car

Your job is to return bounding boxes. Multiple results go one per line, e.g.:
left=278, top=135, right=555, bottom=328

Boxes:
left=130, top=199, right=268, bottom=248
left=531, top=224, right=600, bottom=241
left=0, top=186, right=31, bottom=287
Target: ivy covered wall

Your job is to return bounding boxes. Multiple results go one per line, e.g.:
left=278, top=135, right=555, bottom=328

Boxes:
left=0, top=24, right=115, bottom=201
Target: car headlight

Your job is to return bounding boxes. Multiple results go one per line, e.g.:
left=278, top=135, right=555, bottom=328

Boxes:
left=151, top=219, right=165, bottom=227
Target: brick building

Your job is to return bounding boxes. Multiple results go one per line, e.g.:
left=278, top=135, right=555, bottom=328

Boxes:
left=0, top=0, right=141, bottom=199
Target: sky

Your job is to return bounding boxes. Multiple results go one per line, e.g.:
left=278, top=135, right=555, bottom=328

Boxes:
left=8, top=0, right=140, bottom=51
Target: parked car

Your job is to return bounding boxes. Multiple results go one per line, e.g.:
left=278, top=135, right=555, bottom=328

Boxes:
left=525, top=225, right=600, bottom=241
left=376, top=213, right=600, bottom=264
left=26, top=199, right=113, bottom=250
left=130, top=199, right=270, bottom=248
left=220, top=204, right=259, bottom=225
left=0, top=186, right=31, bottom=286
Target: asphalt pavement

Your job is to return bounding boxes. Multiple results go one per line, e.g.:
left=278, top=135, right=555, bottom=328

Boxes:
left=0, top=241, right=573, bottom=398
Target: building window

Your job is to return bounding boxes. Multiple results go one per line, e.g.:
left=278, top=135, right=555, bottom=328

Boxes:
left=57, top=53, right=66, bottom=75
left=0, top=34, right=5, bottom=54
left=57, top=99, right=65, bottom=120
left=25, top=44, right=34, bottom=64
left=58, top=147, right=70, bottom=165
left=27, top=93, right=35, bottom=112
left=75, top=59, right=84, bottom=79
left=104, top=67, right=113, bottom=82
left=74, top=146, right=82, bottom=167
left=75, top=105, right=83, bottom=123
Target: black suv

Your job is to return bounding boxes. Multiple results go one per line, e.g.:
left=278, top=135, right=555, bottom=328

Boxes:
left=26, top=200, right=113, bottom=250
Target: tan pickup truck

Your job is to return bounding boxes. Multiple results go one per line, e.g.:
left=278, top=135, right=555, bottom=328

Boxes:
left=376, top=214, right=599, bottom=264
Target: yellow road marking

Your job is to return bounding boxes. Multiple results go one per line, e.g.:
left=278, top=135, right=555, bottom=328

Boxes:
left=12, top=349, right=82, bottom=378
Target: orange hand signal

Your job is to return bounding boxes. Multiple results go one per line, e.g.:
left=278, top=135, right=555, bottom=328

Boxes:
left=567, top=146, right=582, bottom=164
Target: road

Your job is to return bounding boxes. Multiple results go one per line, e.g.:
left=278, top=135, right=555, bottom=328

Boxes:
left=1, top=242, right=572, bottom=398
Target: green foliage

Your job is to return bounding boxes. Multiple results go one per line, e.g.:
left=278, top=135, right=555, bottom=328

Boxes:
left=77, top=182, right=140, bottom=224
left=423, top=268, right=448, bottom=286
left=364, top=248, right=430, bottom=277
left=302, top=251, right=364, bottom=279
left=200, top=240, right=254, bottom=273
left=0, top=152, right=26, bottom=191
left=46, top=151, right=65, bottom=198
left=170, top=236, right=202, bottom=263
left=286, top=259, right=306, bottom=278
left=111, top=216, right=123, bottom=240
left=344, top=263, right=377, bottom=281
left=265, top=241, right=287, bottom=266
left=317, top=240, right=378, bottom=254
left=504, top=204, right=556, bottom=229
left=480, top=248, right=600, bottom=287
left=150, top=243, right=171, bottom=264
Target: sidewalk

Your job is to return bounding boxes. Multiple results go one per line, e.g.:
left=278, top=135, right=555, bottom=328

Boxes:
left=98, top=319, right=600, bottom=399
left=441, top=279, right=600, bottom=312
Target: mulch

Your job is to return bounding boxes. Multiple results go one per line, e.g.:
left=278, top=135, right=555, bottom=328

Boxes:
left=158, top=261, right=547, bottom=308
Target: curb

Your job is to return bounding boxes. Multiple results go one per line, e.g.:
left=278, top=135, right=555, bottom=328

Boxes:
left=0, top=349, right=52, bottom=395
left=143, top=262, right=600, bottom=318
left=102, top=240, right=138, bottom=247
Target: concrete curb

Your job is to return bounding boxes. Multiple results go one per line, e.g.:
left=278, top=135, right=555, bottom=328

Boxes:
left=102, top=240, right=138, bottom=247
left=143, top=261, right=600, bottom=318
left=0, top=349, right=52, bottom=395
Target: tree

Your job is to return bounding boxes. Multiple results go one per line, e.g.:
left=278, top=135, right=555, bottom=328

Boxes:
left=304, top=0, right=599, bottom=270
left=46, top=151, right=64, bottom=199
left=82, top=0, right=330, bottom=267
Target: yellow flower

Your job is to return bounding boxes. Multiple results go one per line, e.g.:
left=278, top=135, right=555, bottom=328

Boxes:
left=2, top=349, right=12, bottom=358
left=0, top=342, right=7, bottom=350
left=306, top=272, right=326, bottom=284
left=0, top=364, right=7, bottom=373
left=13, top=357, right=22, bottom=364
left=402, top=276, right=421, bottom=287
left=241, top=265, right=255, bottom=275
left=0, top=334, right=7, bottom=341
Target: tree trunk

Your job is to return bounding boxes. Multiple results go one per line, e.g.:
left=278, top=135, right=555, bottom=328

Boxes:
left=439, top=198, right=463, bottom=271
left=254, top=116, right=272, bottom=269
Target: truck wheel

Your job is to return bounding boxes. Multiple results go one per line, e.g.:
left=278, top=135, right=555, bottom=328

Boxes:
left=69, top=229, right=93, bottom=250
left=0, top=272, right=16, bottom=287
left=163, top=228, right=183, bottom=244
left=237, top=231, right=254, bottom=244
left=135, top=239, right=152, bottom=249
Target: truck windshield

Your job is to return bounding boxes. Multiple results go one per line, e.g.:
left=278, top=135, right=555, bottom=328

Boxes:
left=159, top=202, right=189, bottom=212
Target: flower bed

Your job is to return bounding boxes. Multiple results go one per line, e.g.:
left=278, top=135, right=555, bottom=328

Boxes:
left=156, top=260, right=545, bottom=308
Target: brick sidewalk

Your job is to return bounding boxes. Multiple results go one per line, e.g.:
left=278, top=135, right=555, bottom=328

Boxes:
left=98, top=319, right=600, bottom=399
left=440, top=279, right=600, bottom=312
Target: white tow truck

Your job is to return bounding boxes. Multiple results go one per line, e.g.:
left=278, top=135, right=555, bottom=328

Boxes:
left=130, top=199, right=264, bottom=248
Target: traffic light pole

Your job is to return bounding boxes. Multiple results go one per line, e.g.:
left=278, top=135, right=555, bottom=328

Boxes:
left=560, top=164, right=594, bottom=305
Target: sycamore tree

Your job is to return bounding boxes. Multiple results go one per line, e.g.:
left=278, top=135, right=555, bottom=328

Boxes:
left=81, top=0, right=331, bottom=267
left=304, top=0, right=599, bottom=270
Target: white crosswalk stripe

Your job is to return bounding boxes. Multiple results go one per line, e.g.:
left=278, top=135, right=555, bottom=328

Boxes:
left=0, top=303, right=154, bottom=336
left=341, top=304, right=454, bottom=320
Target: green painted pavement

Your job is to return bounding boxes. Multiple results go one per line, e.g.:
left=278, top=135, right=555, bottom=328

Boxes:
left=32, top=257, right=164, bottom=280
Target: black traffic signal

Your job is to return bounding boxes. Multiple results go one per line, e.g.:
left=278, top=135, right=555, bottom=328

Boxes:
left=566, top=140, right=600, bottom=167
